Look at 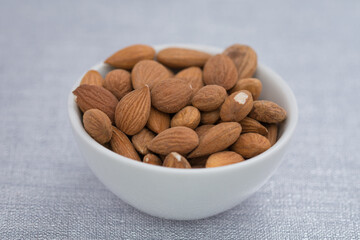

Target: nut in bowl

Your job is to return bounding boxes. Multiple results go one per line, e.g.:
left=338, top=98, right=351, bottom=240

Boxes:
left=68, top=44, right=298, bottom=220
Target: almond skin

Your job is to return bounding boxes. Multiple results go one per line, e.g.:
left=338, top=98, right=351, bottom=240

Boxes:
left=131, top=128, right=155, bottom=155
left=188, top=122, right=242, bottom=158
left=240, top=117, right=268, bottom=135
left=195, top=125, right=214, bottom=139
left=200, top=109, right=220, bottom=124
left=248, top=100, right=287, bottom=123
left=223, top=44, right=257, bottom=79
left=231, top=133, right=271, bottom=159
left=171, top=106, right=201, bottom=129
left=230, top=78, right=262, bottom=100
left=175, top=67, right=204, bottom=97
left=105, top=44, right=155, bottom=69
left=104, top=69, right=132, bottom=100
left=73, top=84, right=118, bottom=122
left=151, top=78, right=192, bottom=113
left=266, top=124, right=278, bottom=146
left=163, top=152, right=191, bottom=169
left=203, top=54, right=238, bottom=90
left=110, top=127, right=141, bottom=161
left=205, top=151, right=244, bottom=168
left=192, top=85, right=227, bottom=111
left=131, top=60, right=171, bottom=89
left=143, top=153, right=162, bottom=166
left=157, top=48, right=211, bottom=68
left=148, top=127, right=199, bottom=155
left=83, top=109, right=112, bottom=144
left=220, top=90, right=253, bottom=122
left=80, top=70, right=103, bottom=86
left=115, top=86, right=151, bottom=135
left=146, top=107, right=170, bottom=134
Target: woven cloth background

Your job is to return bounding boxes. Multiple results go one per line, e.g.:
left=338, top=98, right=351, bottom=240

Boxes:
left=0, top=0, right=359, bottom=239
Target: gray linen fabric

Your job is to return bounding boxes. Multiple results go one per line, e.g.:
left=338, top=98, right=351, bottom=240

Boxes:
left=0, top=0, right=359, bottom=239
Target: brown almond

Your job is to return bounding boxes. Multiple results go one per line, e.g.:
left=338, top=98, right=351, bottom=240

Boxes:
left=163, top=152, right=191, bottom=169
left=148, top=127, right=199, bottom=155
left=105, top=44, right=155, bottom=69
left=143, top=153, right=162, bottom=166
left=231, top=133, right=271, bottom=159
left=104, top=69, right=132, bottom=100
left=205, top=151, right=244, bottom=168
left=200, top=109, right=220, bottom=124
left=80, top=70, right=103, bottom=86
left=73, top=84, right=118, bottom=122
left=110, top=126, right=141, bottom=161
left=151, top=78, right=192, bottom=113
left=157, top=48, right=211, bottom=68
left=146, top=107, right=170, bottom=134
left=83, top=109, right=112, bottom=144
left=230, top=78, right=262, bottom=100
left=240, top=117, right=268, bottom=135
left=115, top=86, right=151, bottom=135
left=131, top=60, right=171, bottom=89
left=203, top=54, right=238, bottom=90
left=195, top=125, right=214, bottom=139
left=188, top=122, right=242, bottom=158
left=188, top=155, right=208, bottom=168
left=175, top=67, right=204, bottom=97
left=192, top=85, right=227, bottom=111
left=266, top=124, right=278, bottom=146
left=220, top=90, right=253, bottom=122
left=248, top=100, right=287, bottom=123
left=223, top=44, right=257, bottom=79
left=171, top=106, right=201, bottom=129
left=131, top=128, right=155, bottom=155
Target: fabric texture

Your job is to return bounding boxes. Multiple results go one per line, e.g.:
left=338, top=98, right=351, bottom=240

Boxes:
left=0, top=0, right=359, bottom=239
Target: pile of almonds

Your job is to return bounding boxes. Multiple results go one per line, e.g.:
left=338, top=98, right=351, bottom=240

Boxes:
left=73, top=44, right=287, bottom=169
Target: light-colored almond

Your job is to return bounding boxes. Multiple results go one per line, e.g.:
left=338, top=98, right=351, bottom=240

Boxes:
left=73, top=84, right=118, bottom=122
left=266, top=124, right=278, bottom=146
left=110, top=127, right=141, bottom=161
left=104, top=69, right=132, bottom=100
left=205, top=151, right=244, bottom=168
left=200, top=109, right=220, bottom=124
left=83, top=109, right=112, bottom=144
left=80, top=70, right=103, bottom=86
left=223, top=44, right=257, bottom=79
left=248, top=100, right=287, bottom=123
left=146, top=107, right=170, bottom=134
left=115, top=86, right=151, bottom=135
left=157, top=48, right=211, bottom=68
left=171, top=106, right=200, bottom=129
left=131, top=60, right=171, bottom=89
left=195, top=125, right=214, bottom=139
left=192, top=85, right=227, bottom=111
left=105, top=44, right=155, bottom=69
left=203, top=54, right=238, bottom=90
left=163, top=152, right=191, bottom=169
left=148, top=127, right=199, bottom=155
left=175, top=67, right=204, bottom=97
left=230, top=78, right=262, bottom=100
left=220, top=90, right=253, bottom=122
left=143, top=153, right=162, bottom=166
left=240, top=117, right=268, bottom=135
left=131, top=128, right=155, bottom=155
left=188, top=122, right=242, bottom=158
left=231, top=133, right=271, bottom=159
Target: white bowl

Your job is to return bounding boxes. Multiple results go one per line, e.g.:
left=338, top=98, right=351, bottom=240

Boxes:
left=68, top=44, right=298, bottom=220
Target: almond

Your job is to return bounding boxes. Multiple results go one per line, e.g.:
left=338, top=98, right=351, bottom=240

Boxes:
left=188, top=155, right=208, bottom=168
left=266, top=124, right=278, bottom=146
left=195, top=124, right=214, bottom=139
left=83, top=109, right=112, bottom=144
left=248, top=100, right=287, bottom=123
left=104, top=69, right=132, bottom=100
left=131, top=128, right=155, bottom=155
left=171, top=106, right=200, bottom=129
left=203, top=54, right=238, bottom=90
left=146, top=107, right=170, bottom=134
left=148, top=127, right=199, bottom=155
left=110, top=126, right=141, bottom=161
left=157, top=48, right=211, bottom=68
left=131, top=60, right=171, bottom=89
left=230, top=78, right=262, bottom=100
left=200, top=109, right=220, bottom=124
left=220, top=90, right=253, bottom=122
left=192, top=85, right=227, bottom=111
left=143, top=153, right=162, bottom=166
left=223, top=44, right=257, bottom=79
left=105, top=44, right=155, bottom=69
left=115, top=86, right=151, bottom=135
left=205, top=151, right=244, bottom=168
left=163, top=152, right=191, bottom=169
left=73, top=84, right=118, bottom=122
left=80, top=70, right=103, bottom=86
left=240, top=117, right=268, bottom=135
left=175, top=67, right=204, bottom=97
left=231, top=133, right=271, bottom=159
left=151, top=78, right=192, bottom=113
left=188, top=122, right=242, bottom=158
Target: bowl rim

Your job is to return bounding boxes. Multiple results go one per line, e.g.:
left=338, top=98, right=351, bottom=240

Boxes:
left=68, top=43, right=298, bottom=175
